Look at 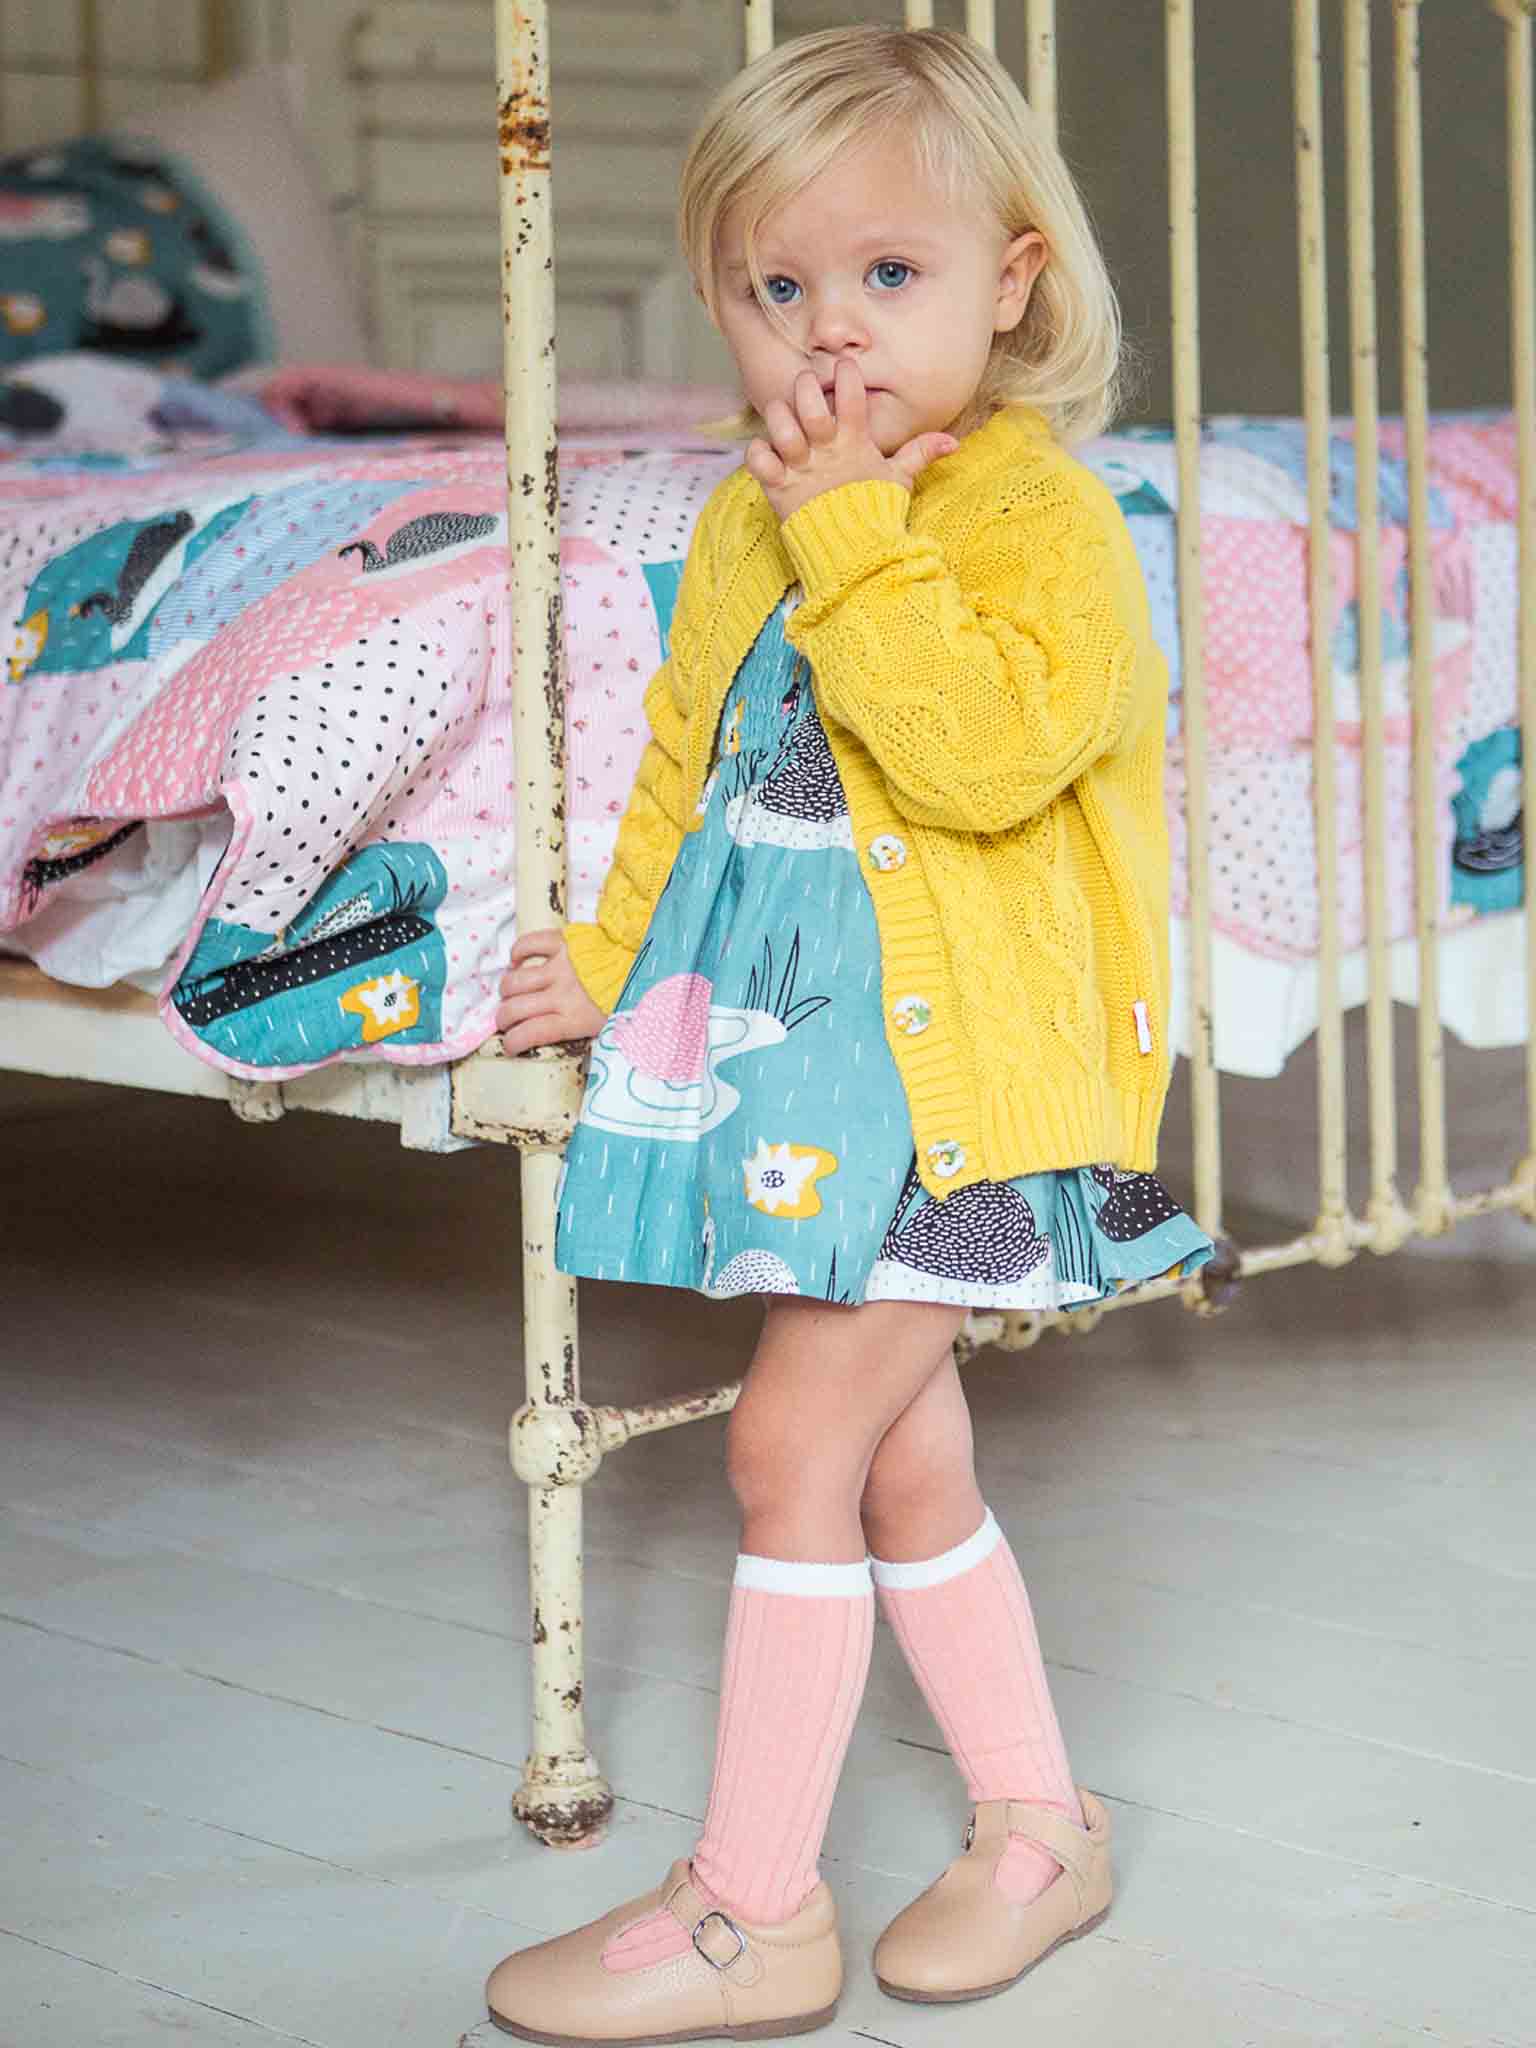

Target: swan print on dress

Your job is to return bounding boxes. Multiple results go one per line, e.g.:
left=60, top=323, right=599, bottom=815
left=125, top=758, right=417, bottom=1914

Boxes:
left=580, top=930, right=829, bottom=1142
left=581, top=971, right=786, bottom=1141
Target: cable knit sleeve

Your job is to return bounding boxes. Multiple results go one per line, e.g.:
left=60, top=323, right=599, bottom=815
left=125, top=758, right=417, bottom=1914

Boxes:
left=778, top=473, right=1142, bottom=835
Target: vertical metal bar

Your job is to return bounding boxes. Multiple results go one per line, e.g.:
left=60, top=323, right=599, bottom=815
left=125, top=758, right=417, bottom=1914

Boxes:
left=1028, top=0, right=1058, bottom=140
left=203, top=0, right=236, bottom=82
left=1394, top=0, right=1450, bottom=1233
left=1167, top=0, right=1223, bottom=1246
left=79, top=0, right=101, bottom=130
left=492, top=0, right=612, bottom=1848
left=1295, top=0, right=1352, bottom=1262
left=1495, top=0, right=1536, bottom=1214
left=744, top=0, right=774, bottom=62
left=905, top=0, right=936, bottom=27
left=1345, top=0, right=1410, bottom=1251
left=966, top=0, right=998, bottom=50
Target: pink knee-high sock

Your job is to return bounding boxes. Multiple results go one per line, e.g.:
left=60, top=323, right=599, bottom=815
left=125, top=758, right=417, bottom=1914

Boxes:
left=870, top=1508, right=1082, bottom=1906
left=602, top=1555, right=873, bottom=1974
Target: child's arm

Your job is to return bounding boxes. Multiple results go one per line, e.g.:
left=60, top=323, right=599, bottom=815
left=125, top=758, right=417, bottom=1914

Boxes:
left=780, top=475, right=1149, bottom=836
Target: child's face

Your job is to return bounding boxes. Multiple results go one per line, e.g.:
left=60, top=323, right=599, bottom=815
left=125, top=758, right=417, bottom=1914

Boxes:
left=713, top=134, right=1045, bottom=454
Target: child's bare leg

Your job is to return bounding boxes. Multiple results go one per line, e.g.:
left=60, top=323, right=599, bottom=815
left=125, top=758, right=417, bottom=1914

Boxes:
left=859, top=1349, right=988, bottom=1562
left=859, top=1348, right=1084, bottom=1906
left=725, top=1295, right=968, bottom=1563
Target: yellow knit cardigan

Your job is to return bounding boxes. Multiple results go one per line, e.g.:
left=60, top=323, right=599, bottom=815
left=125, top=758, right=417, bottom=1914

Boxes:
left=564, top=404, right=1173, bottom=1197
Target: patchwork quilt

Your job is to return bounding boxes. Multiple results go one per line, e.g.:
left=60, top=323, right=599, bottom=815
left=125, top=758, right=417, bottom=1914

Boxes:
left=0, top=355, right=1523, bottom=1080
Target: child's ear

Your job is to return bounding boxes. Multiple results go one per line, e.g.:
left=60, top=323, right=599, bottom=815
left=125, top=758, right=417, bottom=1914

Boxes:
left=995, top=230, right=1048, bottom=335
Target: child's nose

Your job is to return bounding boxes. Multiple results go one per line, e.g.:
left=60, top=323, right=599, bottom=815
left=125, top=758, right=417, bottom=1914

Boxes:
left=805, top=293, right=869, bottom=355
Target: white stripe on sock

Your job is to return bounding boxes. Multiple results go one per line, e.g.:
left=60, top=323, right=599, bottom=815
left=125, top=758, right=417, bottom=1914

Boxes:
left=733, top=1553, right=874, bottom=1597
left=867, top=1507, right=1001, bottom=1590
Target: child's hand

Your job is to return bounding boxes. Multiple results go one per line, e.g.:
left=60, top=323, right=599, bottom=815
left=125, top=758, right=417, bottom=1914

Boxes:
left=496, top=929, right=607, bottom=1055
left=745, top=358, right=958, bottom=525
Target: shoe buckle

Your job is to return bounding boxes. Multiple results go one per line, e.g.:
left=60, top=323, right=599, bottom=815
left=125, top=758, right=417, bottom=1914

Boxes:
left=962, top=1816, right=976, bottom=1852
left=692, top=1909, right=747, bottom=1971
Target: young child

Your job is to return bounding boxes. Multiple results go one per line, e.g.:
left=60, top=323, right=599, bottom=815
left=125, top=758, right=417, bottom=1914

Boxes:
left=486, top=25, right=1211, bottom=2042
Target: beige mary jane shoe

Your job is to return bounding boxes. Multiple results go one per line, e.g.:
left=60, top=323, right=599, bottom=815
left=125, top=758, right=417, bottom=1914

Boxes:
left=484, top=1857, right=842, bottom=2044
left=873, top=1787, right=1113, bottom=2004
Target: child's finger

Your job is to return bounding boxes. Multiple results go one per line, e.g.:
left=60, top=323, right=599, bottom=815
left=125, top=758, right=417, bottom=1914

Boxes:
left=834, top=355, right=868, bottom=438
left=745, top=437, right=787, bottom=488
left=499, top=962, right=550, bottom=1000
left=509, top=928, right=562, bottom=966
left=498, top=1006, right=562, bottom=1055
left=761, top=395, right=809, bottom=467
left=888, top=429, right=960, bottom=485
left=795, top=370, right=836, bottom=445
left=500, top=1021, right=553, bottom=1056
left=495, top=989, right=555, bottom=1029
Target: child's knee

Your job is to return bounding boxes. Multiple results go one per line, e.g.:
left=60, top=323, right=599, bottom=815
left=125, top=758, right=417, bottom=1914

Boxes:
left=724, top=1399, right=853, bottom=1516
left=859, top=1441, right=968, bottom=1529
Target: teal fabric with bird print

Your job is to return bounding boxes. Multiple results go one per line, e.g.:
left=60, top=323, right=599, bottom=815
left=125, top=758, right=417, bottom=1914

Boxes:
left=0, top=136, right=269, bottom=381
left=554, top=594, right=1213, bottom=1307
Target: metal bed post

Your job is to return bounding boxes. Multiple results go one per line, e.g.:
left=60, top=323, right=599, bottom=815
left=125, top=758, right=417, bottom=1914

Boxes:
left=1394, top=0, right=1454, bottom=1238
left=1492, top=0, right=1536, bottom=1221
left=1025, top=0, right=1057, bottom=141
left=1296, top=0, right=1354, bottom=1267
left=481, top=0, right=613, bottom=1849
left=1166, top=0, right=1226, bottom=1266
left=1344, top=0, right=1415, bottom=1253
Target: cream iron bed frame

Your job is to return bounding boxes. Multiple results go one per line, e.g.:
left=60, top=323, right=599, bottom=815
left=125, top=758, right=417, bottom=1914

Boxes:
left=490, top=0, right=1536, bottom=1848
left=0, top=0, right=1531, bottom=1852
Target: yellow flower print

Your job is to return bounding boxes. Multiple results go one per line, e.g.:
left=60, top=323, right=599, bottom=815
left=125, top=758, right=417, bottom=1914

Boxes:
left=105, top=229, right=152, bottom=265
left=339, top=969, right=421, bottom=1042
left=721, top=699, right=746, bottom=757
left=742, top=1138, right=839, bottom=1219
left=9, top=609, right=49, bottom=682
left=1, top=293, right=45, bottom=336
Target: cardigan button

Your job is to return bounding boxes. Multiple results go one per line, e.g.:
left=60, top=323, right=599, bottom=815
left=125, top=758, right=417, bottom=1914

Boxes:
left=891, top=995, right=931, bottom=1037
left=926, top=1140, right=966, bottom=1180
left=867, top=833, right=907, bottom=873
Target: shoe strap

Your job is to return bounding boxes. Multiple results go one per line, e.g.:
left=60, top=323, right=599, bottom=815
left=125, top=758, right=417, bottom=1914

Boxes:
left=665, top=1871, right=765, bottom=1989
left=1001, top=1800, right=1097, bottom=1916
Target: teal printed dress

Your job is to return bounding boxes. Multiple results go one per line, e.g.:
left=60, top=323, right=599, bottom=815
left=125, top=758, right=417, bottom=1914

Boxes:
left=554, top=595, right=1213, bottom=1307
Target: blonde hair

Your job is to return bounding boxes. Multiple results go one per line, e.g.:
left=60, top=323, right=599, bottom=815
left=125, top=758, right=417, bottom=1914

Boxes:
left=679, top=26, right=1123, bottom=446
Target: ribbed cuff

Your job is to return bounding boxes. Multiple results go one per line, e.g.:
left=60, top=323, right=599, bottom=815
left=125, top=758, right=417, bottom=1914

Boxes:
left=733, top=1553, right=875, bottom=1597
left=868, top=1510, right=1001, bottom=1590
left=562, top=920, right=634, bottom=1015
left=778, top=479, right=913, bottom=601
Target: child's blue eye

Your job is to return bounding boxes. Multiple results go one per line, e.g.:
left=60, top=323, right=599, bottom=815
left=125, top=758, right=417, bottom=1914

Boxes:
left=762, top=276, right=800, bottom=306
left=870, top=260, right=913, bottom=291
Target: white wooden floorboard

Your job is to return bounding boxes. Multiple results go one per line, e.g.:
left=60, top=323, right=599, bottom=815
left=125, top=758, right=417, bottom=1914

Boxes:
left=2, top=1932, right=320, bottom=2048
left=1, top=1071, right=1532, bottom=2045
left=0, top=1763, right=541, bottom=2048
